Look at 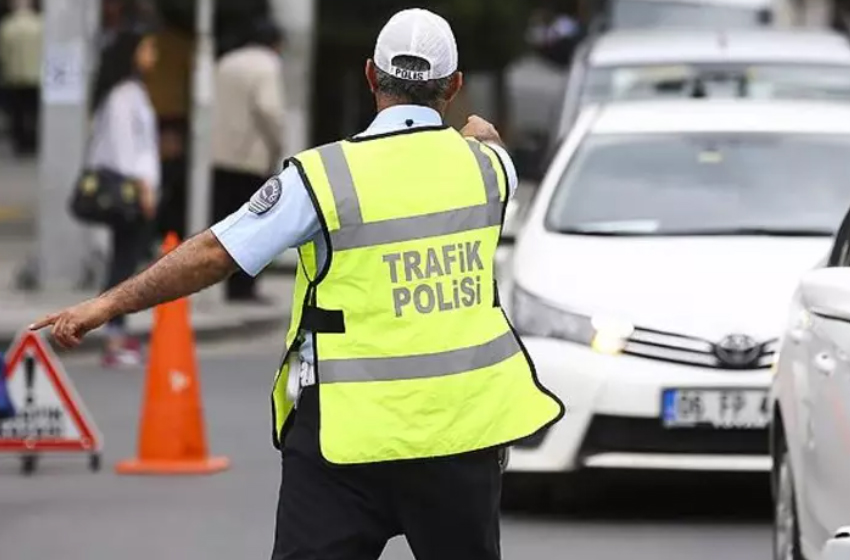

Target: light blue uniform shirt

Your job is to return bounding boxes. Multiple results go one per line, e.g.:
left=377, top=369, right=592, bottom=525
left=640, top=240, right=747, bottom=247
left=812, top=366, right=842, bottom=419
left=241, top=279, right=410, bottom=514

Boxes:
left=211, top=105, right=519, bottom=364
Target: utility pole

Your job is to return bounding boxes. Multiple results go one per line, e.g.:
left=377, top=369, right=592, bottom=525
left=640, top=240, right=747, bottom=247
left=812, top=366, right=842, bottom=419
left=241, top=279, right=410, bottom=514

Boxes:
left=186, top=0, right=218, bottom=306
left=37, top=0, right=100, bottom=290
left=186, top=0, right=215, bottom=239
left=270, top=0, right=317, bottom=156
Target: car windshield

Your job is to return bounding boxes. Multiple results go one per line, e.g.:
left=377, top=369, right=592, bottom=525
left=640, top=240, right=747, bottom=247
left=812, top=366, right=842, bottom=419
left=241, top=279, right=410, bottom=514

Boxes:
left=582, top=64, right=850, bottom=105
left=546, top=133, right=850, bottom=236
left=610, top=0, right=766, bottom=29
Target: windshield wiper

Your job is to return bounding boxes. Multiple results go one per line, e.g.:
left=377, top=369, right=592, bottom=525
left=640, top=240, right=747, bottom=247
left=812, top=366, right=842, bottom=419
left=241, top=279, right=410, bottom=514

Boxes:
left=654, top=227, right=834, bottom=237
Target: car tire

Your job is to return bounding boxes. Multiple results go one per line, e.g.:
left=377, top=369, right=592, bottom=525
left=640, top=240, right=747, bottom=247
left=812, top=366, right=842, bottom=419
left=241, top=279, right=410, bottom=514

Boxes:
left=774, top=442, right=805, bottom=560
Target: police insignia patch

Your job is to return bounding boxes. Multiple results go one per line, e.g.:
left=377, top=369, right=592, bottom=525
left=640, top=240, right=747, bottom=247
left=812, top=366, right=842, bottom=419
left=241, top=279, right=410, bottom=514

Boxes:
left=248, top=177, right=282, bottom=215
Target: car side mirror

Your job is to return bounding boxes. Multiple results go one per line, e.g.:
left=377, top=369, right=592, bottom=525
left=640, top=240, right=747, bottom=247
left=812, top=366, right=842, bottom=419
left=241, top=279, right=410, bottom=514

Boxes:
left=800, top=268, right=850, bottom=321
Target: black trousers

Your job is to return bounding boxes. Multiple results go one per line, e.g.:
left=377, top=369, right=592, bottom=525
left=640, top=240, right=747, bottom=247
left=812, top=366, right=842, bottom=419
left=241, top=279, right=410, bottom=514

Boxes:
left=212, top=167, right=266, bottom=300
left=272, top=446, right=503, bottom=560
left=103, top=221, right=150, bottom=330
left=155, top=118, right=190, bottom=241
left=5, top=86, right=39, bottom=155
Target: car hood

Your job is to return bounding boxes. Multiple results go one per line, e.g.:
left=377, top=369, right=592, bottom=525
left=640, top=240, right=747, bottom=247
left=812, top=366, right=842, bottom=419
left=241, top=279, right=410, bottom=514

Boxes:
left=512, top=234, right=830, bottom=342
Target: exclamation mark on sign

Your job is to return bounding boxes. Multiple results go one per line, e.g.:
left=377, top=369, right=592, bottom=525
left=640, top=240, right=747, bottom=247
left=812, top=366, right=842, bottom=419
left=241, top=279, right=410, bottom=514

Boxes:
left=24, top=355, right=35, bottom=406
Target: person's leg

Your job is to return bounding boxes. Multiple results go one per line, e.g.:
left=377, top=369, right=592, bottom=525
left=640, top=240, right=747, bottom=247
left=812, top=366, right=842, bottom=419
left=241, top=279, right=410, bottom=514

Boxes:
left=271, top=448, right=398, bottom=560
left=23, top=86, right=39, bottom=153
left=393, top=449, right=503, bottom=560
left=102, top=223, right=147, bottom=365
left=7, top=87, right=25, bottom=155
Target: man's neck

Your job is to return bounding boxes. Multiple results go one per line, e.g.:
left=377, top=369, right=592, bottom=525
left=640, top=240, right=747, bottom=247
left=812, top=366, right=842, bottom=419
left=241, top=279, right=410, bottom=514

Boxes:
left=376, top=97, right=444, bottom=117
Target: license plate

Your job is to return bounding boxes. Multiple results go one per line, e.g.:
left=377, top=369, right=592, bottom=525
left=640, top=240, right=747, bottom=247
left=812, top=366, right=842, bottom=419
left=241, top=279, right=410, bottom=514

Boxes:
left=662, top=388, right=769, bottom=429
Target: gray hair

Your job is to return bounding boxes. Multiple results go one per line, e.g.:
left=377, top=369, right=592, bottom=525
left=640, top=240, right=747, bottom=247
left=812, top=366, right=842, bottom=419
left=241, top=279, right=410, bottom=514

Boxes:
left=374, top=55, right=453, bottom=108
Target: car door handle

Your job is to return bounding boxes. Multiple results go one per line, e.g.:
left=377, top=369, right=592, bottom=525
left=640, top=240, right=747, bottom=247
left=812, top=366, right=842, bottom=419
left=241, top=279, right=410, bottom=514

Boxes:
left=814, top=353, right=836, bottom=376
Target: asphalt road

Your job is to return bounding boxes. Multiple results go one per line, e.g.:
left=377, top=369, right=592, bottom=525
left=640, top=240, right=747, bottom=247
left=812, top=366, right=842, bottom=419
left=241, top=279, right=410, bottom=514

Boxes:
left=0, top=331, right=772, bottom=560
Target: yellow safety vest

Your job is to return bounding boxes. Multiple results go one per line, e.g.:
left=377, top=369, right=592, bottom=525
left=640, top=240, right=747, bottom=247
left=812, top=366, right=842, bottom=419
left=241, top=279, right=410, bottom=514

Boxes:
left=272, top=125, right=564, bottom=464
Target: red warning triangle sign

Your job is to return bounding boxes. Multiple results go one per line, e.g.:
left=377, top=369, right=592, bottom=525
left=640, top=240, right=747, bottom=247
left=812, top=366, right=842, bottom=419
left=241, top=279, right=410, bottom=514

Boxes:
left=0, top=330, right=103, bottom=452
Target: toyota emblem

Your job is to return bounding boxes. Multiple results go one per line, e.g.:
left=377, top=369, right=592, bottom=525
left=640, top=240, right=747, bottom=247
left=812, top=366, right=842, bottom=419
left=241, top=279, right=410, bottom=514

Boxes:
left=715, top=334, right=761, bottom=369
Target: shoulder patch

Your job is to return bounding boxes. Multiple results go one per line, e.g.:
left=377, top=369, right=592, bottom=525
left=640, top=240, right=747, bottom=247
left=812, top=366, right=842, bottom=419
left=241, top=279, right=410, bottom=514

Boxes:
left=248, top=177, right=283, bottom=215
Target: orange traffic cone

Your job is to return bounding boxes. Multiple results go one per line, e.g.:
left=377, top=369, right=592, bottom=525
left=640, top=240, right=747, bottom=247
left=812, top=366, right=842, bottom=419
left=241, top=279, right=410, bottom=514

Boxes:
left=115, top=232, right=230, bottom=475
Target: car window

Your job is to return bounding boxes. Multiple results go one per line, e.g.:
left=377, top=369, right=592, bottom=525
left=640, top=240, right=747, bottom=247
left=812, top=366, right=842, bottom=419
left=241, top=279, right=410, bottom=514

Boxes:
left=545, top=132, right=850, bottom=236
left=610, top=0, right=766, bottom=29
left=581, top=64, right=850, bottom=105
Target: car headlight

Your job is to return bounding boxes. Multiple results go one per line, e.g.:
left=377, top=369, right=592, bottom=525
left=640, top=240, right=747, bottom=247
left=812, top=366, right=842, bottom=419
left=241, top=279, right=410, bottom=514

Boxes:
left=511, top=286, right=634, bottom=355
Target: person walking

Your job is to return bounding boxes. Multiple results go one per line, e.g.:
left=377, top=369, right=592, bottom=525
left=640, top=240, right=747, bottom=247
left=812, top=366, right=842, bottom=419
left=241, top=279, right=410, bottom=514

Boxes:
left=84, top=28, right=160, bottom=368
left=211, top=19, right=286, bottom=302
left=32, top=8, right=564, bottom=559
left=0, top=0, right=42, bottom=156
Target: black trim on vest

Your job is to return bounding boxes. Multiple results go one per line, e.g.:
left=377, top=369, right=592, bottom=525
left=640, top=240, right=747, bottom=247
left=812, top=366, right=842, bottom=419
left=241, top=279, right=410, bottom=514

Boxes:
left=345, top=124, right=450, bottom=143
left=301, top=305, right=346, bottom=334
left=271, top=157, right=337, bottom=450
left=289, top=157, right=335, bottom=286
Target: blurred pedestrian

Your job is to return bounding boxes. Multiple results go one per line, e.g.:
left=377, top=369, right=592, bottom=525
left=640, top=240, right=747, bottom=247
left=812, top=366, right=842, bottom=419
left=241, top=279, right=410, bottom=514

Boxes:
left=144, top=19, right=193, bottom=241
left=85, top=28, right=160, bottom=368
left=0, top=0, right=42, bottom=156
left=211, top=19, right=286, bottom=302
left=31, top=9, right=563, bottom=559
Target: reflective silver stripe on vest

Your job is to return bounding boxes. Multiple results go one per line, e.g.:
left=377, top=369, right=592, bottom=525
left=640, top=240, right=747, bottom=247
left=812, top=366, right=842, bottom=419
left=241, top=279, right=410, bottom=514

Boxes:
left=318, top=143, right=363, bottom=226
left=466, top=140, right=501, bottom=204
left=330, top=203, right=502, bottom=250
left=319, top=139, right=505, bottom=251
left=320, top=332, right=522, bottom=383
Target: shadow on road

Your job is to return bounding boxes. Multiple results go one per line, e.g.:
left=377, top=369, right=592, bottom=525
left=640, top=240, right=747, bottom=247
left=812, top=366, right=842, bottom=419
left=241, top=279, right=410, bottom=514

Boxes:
left=503, top=470, right=772, bottom=525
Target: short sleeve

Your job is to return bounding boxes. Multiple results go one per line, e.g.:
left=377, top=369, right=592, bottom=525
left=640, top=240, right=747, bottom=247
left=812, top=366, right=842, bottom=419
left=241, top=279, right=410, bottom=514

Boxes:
left=211, top=165, right=321, bottom=277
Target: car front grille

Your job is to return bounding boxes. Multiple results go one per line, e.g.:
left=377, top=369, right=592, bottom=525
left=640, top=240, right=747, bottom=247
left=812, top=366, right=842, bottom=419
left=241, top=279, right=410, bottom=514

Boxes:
left=623, top=327, right=777, bottom=370
left=580, top=415, right=769, bottom=456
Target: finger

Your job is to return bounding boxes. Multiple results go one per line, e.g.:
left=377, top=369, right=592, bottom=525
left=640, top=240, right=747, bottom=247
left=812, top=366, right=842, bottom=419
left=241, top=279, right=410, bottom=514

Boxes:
left=53, top=317, right=74, bottom=349
left=29, top=313, right=60, bottom=331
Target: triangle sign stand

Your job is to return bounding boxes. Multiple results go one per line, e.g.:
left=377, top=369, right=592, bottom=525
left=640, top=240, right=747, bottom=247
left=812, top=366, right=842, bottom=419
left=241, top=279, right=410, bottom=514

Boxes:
left=0, top=329, right=103, bottom=475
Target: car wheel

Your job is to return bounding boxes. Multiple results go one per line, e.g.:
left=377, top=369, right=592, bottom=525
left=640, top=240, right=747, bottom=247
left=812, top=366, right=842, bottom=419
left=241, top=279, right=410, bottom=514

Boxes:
left=774, top=444, right=804, bottom=560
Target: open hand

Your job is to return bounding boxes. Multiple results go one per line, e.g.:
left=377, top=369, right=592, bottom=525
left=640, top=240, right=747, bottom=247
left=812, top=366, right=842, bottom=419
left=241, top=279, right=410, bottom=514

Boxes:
left=29, top=298, right=113, bottom=349
left=460, top=115, right=503, bottom=146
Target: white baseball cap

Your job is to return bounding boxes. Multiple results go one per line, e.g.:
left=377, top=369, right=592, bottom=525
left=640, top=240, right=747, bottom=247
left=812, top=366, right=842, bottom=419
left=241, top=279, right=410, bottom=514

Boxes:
left=373, top=9, right=459, bottom=82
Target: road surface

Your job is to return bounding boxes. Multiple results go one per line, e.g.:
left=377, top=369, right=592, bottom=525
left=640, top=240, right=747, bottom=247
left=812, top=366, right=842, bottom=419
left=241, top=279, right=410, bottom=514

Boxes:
left=0, top=331, right=771, bottom=560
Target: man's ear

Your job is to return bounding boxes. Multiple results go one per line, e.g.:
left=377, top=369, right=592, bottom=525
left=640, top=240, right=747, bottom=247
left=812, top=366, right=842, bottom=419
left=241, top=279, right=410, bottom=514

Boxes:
left=444, top=71, right=464, bottom=106
left=365, top=59, right=379, bottom=93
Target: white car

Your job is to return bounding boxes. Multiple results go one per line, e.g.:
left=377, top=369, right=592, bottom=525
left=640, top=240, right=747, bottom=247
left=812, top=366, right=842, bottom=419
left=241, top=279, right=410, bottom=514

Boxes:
left=503, top=99, right=850, bottom=495
left=597, top=0, right=784, bottom=31
left=537, top=28, right=850, bottom=171
left=771, top=216, right=850, bottom=559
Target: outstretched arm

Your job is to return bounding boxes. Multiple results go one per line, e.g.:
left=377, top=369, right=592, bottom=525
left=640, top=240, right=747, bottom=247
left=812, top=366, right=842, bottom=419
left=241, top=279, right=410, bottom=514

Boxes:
left=31, top=230, right=237, bottom=348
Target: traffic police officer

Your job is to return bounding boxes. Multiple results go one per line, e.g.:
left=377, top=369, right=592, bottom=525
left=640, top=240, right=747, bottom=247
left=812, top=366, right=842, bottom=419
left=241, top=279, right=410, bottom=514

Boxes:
left=32, top=8, right=564, bottom=559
